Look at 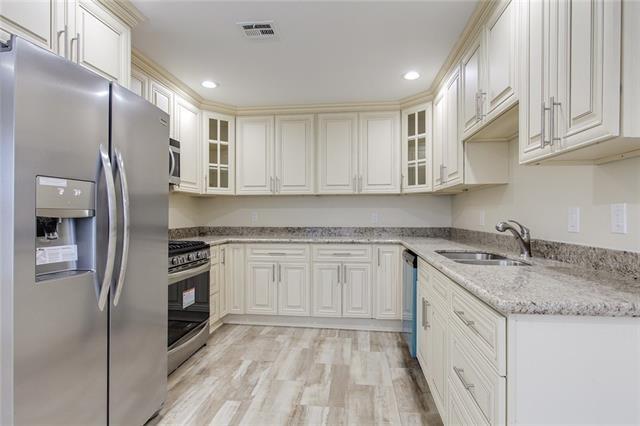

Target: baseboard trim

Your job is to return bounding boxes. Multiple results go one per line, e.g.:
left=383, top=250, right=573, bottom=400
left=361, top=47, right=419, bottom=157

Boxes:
left=222, top=314, right=403, bottom=332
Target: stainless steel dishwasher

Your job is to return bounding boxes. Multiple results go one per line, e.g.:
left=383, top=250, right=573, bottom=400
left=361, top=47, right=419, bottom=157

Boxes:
left=402, top=250, right=417, bottom=357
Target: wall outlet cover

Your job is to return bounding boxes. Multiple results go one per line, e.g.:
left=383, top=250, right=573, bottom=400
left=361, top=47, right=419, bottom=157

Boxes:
left=371, top=212, right=380, bottom=224
left=568, top=207, right=580, bottom=233
left=610, top=203, right=628, bottom=234
left=250, top=211, right=258, bottom=224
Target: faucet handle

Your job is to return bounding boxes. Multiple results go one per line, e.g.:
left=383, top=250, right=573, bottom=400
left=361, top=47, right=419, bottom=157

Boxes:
left=508, top=220, right=530, bottom=239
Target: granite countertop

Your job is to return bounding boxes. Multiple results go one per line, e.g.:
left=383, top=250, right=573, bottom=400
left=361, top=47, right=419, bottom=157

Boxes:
left=182, top=234, right=640, bottom=318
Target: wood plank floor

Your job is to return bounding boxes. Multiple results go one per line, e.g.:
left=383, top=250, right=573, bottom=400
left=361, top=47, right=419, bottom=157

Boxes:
left=151, top=324, right=443, bottom=426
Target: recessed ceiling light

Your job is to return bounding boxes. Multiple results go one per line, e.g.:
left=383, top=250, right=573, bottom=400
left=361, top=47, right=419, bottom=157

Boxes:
left=403, top=71, right=420, bottom=81
left=201, top=80, right=218, bottom=89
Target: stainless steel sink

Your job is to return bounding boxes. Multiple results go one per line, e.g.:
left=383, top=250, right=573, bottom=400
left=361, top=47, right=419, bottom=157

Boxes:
left=435, top=250, right=509, bottom=260
left=435, top=250, right=531, bottom=266
left=454, top=259, right=531, bottom=266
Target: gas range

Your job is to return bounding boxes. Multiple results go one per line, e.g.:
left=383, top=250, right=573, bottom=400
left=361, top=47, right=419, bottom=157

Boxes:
left=168, top=240, right=210, bottom=271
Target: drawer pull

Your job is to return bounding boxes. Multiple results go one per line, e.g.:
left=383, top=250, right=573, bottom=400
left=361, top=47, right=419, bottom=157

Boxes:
left=453, top=366, right=474, bottom=391
left=422, top=298, right=430, bottom=329
left=332, top=253, right=353, bottom=256
left=267, top=252, right=286, bottom=256
left=454, top=310, right=489, bottom=344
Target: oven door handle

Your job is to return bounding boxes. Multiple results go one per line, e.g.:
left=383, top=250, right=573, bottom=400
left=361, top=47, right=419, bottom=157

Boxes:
left=169, top=262, right=210, bottom=285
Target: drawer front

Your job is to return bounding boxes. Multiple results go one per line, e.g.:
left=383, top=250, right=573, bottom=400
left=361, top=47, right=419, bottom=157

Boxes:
left=246, top=244, right=310, bottom=261
left=210, top=245, right=220, bottom=264
left=451, top=285, right=506, bottom=375
left=449, top=323, right=506, bottom=425
left=447, top=377, right=478, bottom=426
left=426, top=265, right=451, bottom=311
left=312, top=244, right=372, bottom=262
left=210, top=263, right=220, bottom=295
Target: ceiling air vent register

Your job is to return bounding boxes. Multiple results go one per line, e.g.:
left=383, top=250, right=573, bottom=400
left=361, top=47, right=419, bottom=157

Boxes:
left=238, top=21, right=277, bottom=40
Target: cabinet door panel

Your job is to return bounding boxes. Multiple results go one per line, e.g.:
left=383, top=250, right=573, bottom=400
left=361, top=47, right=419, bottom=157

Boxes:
left=317, top=113, right=358, bottom=194
left=275, top=115, right=314, bottom=194
left=343, top=263, right=372, bottom=318
left=401, top=104, right=432, bottom=193
left=445, top=71, right=462, bottom=185
left=312, top=263, right=342, bottom=317
left=416, top=283, right=429, bottom=373
left=236, top=116, right=274, bottom=194
left=74, top=0, right=130, bottom=85
left=219, top=247, right=228, bottom=316
left=225, top=245, right=245, bottom=314
left=246, top=262, right=277, bottom=315
left=375, top=246, right=401, bottom=319
left=359, top=112, right=400, bottom=193
left=278, top=262, right=310, bottom=316
left=461, top=37, right=482, bottom=135
left=203, top=112, right=235, bottom=194
left=428, top=305, right=448, bottom=415
left=485, top=0, right=517, bottom=118
left=0, top=0, right=55, bottom=49
left=557, top=0, right=620, bottom=149
left=173, top=96, right=201, bottom=193
left=433, top=91, right=446, bottom=189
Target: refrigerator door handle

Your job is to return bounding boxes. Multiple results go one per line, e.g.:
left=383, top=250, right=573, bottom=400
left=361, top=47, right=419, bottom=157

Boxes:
left=113, top=148, right=130, bottom=306
left=98, top=144, right=117, bottom=311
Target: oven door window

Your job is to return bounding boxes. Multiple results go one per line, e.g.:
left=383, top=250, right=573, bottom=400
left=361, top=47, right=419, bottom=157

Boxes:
left=168, top=270, right=209, bottom=347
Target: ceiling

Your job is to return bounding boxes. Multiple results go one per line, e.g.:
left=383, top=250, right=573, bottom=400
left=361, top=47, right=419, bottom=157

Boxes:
left=131, top=1, right=477, bottom=107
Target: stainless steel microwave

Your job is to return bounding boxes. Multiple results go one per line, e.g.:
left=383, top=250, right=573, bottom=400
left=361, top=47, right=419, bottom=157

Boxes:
left=169, top=138, right=180, bottom=185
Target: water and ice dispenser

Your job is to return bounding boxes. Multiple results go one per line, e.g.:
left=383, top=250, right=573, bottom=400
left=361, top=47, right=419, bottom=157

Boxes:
left=35, top=176, right=96, bottom=280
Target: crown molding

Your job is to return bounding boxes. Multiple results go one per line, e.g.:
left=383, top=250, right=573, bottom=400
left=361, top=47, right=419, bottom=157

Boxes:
left=96, top=0, right=146, bottom=28
left=131, top=0, right=497, bottom=116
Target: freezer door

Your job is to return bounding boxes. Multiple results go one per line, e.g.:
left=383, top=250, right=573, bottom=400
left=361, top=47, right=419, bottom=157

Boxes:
left=0, top=37, right=110, bottom=424
left=109, top=84, right=169, bottom=425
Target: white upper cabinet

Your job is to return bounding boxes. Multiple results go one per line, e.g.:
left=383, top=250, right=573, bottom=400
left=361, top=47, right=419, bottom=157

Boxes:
left=203, top=111, right=235, bottom=194
left=173, top=95, right=201, bottom=193
left=359, top=111, right=401, bottom=194
left=520, top=0, right=639, bottom=163
left=0, top=0, right=57, bottom=50
left=432, top=91, right=446, bottom=189
left=236, top=116, right=275, bottom=195
left=461, top=35, right=484, bottom=138
left=434, top=70, right=463, bottom=190
left=130, top=68, right=148, bottom=98
left=461, top=0, right=518, bottom=142
left=1, top=0, right=130, bottom=87
left=275, top=115, right=314, bottom=194
left=148, top=79, right=174, bottom=137
left=401, top=104, right=433, bottom=193
left=317, top=113, right=359, bottom=194
left=73, top=0, right=130, bottom=86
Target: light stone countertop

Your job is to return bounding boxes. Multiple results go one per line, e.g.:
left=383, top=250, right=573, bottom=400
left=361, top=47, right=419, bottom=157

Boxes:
left=183, top=234, right=640, bottom=318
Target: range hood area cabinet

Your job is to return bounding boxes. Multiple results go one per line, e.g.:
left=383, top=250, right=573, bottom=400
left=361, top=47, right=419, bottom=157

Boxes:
left=235, top=115, right=315, bottom=195
left=0, top=0, right=131, bottom=87
left=519, top=0, right=640, bottom=164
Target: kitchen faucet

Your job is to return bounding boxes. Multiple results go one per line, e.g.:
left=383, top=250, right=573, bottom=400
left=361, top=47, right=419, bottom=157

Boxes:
left=495, top=220, right=532, bottom=258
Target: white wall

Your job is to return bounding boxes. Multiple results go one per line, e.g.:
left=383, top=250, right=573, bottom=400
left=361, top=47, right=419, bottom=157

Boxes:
left=169, top=193, right=452, bottom=228
left=452, top=140, right=640, bottom=252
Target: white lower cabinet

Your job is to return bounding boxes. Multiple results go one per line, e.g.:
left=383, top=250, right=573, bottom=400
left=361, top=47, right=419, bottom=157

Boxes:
left=428, top=303, right=448, bottom=418
left=246, top=261, right=278, bottom=315
left=374, top=245, right=402, bottom=319
left=224, top=244, right=245, bottom=315
left=278, top=262, right=310, bottom=316
left=342, top=263, right=372, bottom=318
left=311, top=262, right=342, bottom=317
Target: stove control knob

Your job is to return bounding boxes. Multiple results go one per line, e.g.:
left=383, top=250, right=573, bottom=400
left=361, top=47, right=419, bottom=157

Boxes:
left=171, top=258, right=178, bottom=265
left=187, top=254, right=194, bottom=261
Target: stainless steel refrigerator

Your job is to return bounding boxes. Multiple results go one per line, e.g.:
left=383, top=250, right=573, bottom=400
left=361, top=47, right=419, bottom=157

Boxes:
left=0, top=36, right=168, bottom=425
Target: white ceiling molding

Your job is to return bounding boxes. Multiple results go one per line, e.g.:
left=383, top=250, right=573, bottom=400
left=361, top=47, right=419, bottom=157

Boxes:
left=96, top=0, right=146, bottom=28
left=131, top=0, right=497, bottom=116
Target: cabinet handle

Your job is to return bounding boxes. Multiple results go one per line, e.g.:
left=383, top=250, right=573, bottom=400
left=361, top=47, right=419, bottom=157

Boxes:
left=343, top=264, right=347, bottom=284
left=551, top=96, right=561, bottom=144
left=278, top=263, right=282, bottom=283
left=453, top=367, right=475, bottom=391
left=337, top=265, right=341, bottom=284
left=267, top=252, right=286, bottom=256
left=454, top=310, right=485, bottom=341
left=474, top=92, right=480, bottom=122
left=56, top=25, right=68, bottom=58
left=422, top=298, right=430, bottom=329
left=272, top=263, right=275, bottom=282
left=540, top=101, right=551, bottom=149
left=332, top=252, right=352, bottom=256
left=221, top=248, right=225, bottom=264
left=377, top=248, right=381, bottom=267
left=479, top=91, right=487, bottom=119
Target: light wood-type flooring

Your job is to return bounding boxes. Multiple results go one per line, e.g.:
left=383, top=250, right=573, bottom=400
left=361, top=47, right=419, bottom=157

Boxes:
left=151, top=324, right=443, bottom=426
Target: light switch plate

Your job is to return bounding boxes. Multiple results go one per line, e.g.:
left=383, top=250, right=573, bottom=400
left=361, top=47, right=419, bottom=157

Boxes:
left=479, top=210, right=486, bottom=227
left=567, top=207, right=580, bottom=233
left=250, top=211, right=258, bottom=224
left=370, top=212, right=380, bottom=224
left=610, top=203, right=627, bottom=234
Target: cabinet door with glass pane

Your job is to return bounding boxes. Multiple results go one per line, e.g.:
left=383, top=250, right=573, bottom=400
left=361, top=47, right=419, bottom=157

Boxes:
left=203, top=111, right=235, bottom=194
left=401, top=103, right=433, bottom=192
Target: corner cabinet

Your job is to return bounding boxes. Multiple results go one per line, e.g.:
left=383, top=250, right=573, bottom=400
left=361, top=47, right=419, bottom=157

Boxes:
left=1, top=0, right=131, bottom=87
left=359, top=112, right=401, bottom=193
left=173, top=95, right=201, bottom=193
left=519, top=0, right=640, bottom=164
left=401, top=104, right=433, bottom=192
left=203, top=111, right=235, bottom=194
left=317, top=113, right=359, bottom=194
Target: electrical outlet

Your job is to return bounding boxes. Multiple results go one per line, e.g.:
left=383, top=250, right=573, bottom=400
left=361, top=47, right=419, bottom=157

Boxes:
left=479, top=210, right=486, bottom=227
left=567, top=207, right=580, bottom=233
left=371, top=212, right=379, bottom=224
left=610, top=203, right=627, bottom=234
left=250, top=211, right=258, bottom=224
